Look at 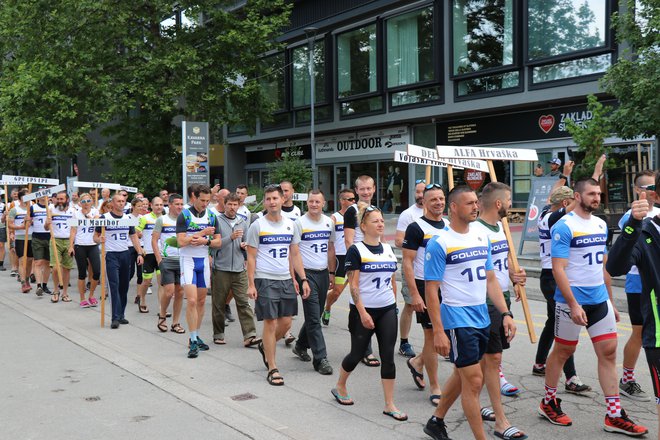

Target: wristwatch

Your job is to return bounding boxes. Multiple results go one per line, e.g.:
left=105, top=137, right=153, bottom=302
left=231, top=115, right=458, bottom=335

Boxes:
left=328, top=271, right=336, bottom=275
left=502, top=311, right=514, bottom=319
left=559, top=174, right=568, bottom=180
left=300, top=278, right=308, bottom=283
left=207, top=238, right=212, bottom=246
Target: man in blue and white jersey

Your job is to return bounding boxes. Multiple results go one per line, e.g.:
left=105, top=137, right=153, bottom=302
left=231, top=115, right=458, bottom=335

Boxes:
left=539, top=178, right=647, bottom=436
left=176, top=185, right=222, bottom=358
left=422, top=186, right=515, bottom=440
left=94, top=193, right=145, bottom=329
left=616, top=170, right=659, bottom=402
left=246, top=184, right=309, bottom=386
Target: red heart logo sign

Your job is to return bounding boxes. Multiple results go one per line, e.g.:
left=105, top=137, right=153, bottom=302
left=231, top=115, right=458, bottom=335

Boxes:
left=539, top=115, right=555, bottom=134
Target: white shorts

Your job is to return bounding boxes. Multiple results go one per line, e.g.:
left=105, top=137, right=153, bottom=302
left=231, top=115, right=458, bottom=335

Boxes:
left=554, top=299, right=617, bottom=346
left=180, top=256, right=210, bottom=288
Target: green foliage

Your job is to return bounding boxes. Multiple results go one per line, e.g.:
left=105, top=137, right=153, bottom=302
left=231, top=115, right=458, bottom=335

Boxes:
left=565, top=95, right=615, bottom=180
left=266, top=148, right=313, bottom=193
left=602, top=0, right=660, bottom=138
left=247, top=186, right=265, bottom=213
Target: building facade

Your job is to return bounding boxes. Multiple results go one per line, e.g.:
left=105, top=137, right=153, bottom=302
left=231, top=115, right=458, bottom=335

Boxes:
left=224, top=0, right=656, bottom=212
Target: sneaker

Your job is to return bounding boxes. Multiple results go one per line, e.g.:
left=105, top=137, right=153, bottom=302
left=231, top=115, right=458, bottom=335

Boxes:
left=197, top=337, right=209, bottom=351
left=110, top=320, right=120, bottom=329
left=42, top=285, right=52, bottom=295
left=619, top=380, right=651, bottom=402
left=565, top=375, right=592, bottom=394
left=423, top=417, right=452, bottom=440
left=147, top=286, right=153, bottom=294
left=10, top=270, right=17, bottom=277
left=321, top=310, right=331, bottom=326
left=538, top=398, right=572, bottom=426
left=292, top=345, right=311, bottom=362
left=532, top=364, right=546, bottom=376
left=21, top=283, right=31, bottom=293
left=35, top=286, right=44, bottom=297
left=225, top=304, right=235, bottom=322
left=0, top=265, right=6, bottom=271
left=89, top=297, right=99, bottom=307
left=314, top=358, right=333, bottom=375
left=399, top=342, right=416, bottom=358
left=284, top=332, right=296, bottom=345
left=29, top=274, right=36, bottom=283
left=80, top=300, right=91, bottom=308
left=604, top=409, right=649, bottom=436
left=118, top=318, right=129, bottom=325
left=188, top=340, right=199, bottom=358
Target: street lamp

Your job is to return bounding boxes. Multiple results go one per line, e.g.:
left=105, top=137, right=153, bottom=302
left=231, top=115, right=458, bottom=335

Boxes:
left=304, top=26, right=318, bottom=189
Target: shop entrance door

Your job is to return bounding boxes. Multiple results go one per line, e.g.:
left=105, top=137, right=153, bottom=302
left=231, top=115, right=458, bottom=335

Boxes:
left=334, top=165, right=349, bottom=212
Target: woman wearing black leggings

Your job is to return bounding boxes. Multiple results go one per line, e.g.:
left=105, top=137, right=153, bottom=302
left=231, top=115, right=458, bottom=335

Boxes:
left=331, top=204, right=407, bottom=421
left=68, top=193, right=101, bottom=307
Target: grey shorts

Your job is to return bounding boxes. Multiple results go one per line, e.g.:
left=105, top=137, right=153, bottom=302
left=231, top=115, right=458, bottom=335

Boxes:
left=400, top=267, right=412, bottom=305
left=0, top=228, right=6, bottom=242
left=32, top=237, right=50, bottom=261
left=254, top=278, right=298, bottom=321
left=159, top=258, right=180, bottom=286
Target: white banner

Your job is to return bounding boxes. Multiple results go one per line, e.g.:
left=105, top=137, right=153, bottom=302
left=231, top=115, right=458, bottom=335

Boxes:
left=292, top=193, right=308, bottom=202
left=74, top=181, right=121, bottom=190
left=119, top=185, right=138, bottom=193
left=22, top=184, right=67, bottom=202
left=244, top=195, right=257, bottom=204
left=436, top=145, right=539, bottom=162
left=67, top=217, right=138, bottom=228
left=394, top=151, right=462, bottom=169
left=316, top=126, right=409, bottom=160
left=2, top=175, right=60, bottom=186
left=406, top=144, right=490, bottom=172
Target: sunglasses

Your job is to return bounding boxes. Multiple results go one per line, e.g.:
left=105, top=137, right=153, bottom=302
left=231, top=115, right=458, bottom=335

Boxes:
left=342, top=197, right=356, bottom=202
left=415, top=179, right=426, bottom=184
left=80, top=200, right=92, bottom=204
left=425, top=183, right=442, bottom=190
left=638, top=184, right=656, bottom=191
left=365, top=205, right=380, bottom=213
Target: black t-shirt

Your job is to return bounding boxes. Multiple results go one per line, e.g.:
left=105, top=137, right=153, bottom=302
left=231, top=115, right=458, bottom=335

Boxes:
left=402, top=217, right=446, bottom=250
left=344, top=205, right=358, bottom=230
left=345, top=242, right=383, bottom=272
left=548, top=207, right=567, bottom=229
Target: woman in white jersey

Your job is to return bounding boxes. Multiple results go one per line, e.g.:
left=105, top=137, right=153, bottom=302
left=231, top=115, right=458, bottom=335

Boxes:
left=331, top=204, right=407, bottom=421
left=68, top=193, right=101, bottom=308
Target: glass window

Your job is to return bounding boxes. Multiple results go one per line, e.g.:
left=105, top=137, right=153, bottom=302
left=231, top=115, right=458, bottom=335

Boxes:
left=386, top=7, right=435, bottom=88
left=452, top=0, right=515, bottom=75
left=295, top=105, right=332, bottom=124
left=292, top=41, right=326, bottom=108
left=528, top=0, right=607, bottom=60
left=456, top=71, right=519, bottom=96
left=337, top=24, right=378, bottom=98
left=260, top=53, right=286, bottom=111
left=532, top=53, right=610, bottom=83
left=340, top=96, right=383, bottom=117
left=391, top=86, right=441, bottom=107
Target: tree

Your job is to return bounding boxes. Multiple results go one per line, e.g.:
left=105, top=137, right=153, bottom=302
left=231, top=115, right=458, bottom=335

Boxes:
left=602, top=0, right=660, bottom=138
left=0, top=0, right=291, bottom=186
left=267, top=148, right=313, bottom=193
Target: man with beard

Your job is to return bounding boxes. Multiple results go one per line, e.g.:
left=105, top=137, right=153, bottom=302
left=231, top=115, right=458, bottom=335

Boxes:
left=46, top=191, right=76, bottom=302
left=538, top=178, right=648, bottom=436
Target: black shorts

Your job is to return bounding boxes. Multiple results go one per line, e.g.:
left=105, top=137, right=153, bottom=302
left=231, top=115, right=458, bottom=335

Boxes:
left=335, top=254, right=346, bottom=278
left=485, top=301, right=512, bottom=354
left=626, top=293, right=643, bottom=326
left=414, top=279, right=441, bottom=330
left=644, top=347, right=660, bottom=404
left=0, top=228, right=6, bottom=242
left=446, top=326, right=489, bottom=368
left=142, top=253, right=159, bottom=274
left=15, top=239, right=33, bottom=258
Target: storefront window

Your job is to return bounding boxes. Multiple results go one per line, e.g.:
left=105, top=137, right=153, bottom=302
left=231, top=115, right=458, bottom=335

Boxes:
left=337, top=24, right=378, bottom=98
left=386, top=7, right=435, bottom=87
left=456, top=71, right=519, bottom=96
left=531, top=53, right=611, bottom=83
left=528, top=0, right=607, bottom=60
left=452, top=0, right=515, bottom=75
left=292, top=41, right=326, bottom=108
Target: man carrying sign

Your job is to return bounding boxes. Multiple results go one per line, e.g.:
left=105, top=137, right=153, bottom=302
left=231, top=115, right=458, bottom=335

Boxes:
left=94, top=193, right=145, bottom=329
left=45, top=191, right=76, bottom=303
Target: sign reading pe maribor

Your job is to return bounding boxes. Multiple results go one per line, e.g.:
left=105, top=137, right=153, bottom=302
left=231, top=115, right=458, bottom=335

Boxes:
left=182, top=121, right=210, bottom=203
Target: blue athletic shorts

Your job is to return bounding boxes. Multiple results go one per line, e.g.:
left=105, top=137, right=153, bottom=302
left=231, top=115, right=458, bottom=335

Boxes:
left=180, top=256, right=210, bottom=288
left=445, top=326, right=489, bottom=368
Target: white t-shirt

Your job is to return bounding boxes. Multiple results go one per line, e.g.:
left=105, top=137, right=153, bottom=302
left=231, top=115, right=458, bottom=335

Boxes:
left=295, top=214, right=335, bottom=270
left=246, top=215, right=299, bottom=280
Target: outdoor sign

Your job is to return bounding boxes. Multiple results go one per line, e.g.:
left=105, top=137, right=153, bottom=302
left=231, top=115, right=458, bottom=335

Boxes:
left=1, top=175, right=59, bottom=186
left=406, top=144, right=490, bottom=172
left=519, top=177, right=557, bottom=252
left=22, top=184, right=67, bottom=202
left=436, top=145, right=539, bottom=162
left=464, top=170, right=486, bottom=190
left=182, top=121, right=210, bottom=203
left=316, top=127, right=409, bottom=160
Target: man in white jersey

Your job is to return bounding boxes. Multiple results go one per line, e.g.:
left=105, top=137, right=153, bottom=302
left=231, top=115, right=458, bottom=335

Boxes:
left=8, top=189, right=34, bottom=293
left=342, top=175, right=380, bottom=367
left=616, top=170, right=658, bottom=402
left=402, top=183, right=447, bottom=405
left=395, top=180, right=426, bottom=358
left=94, top=193, right=145, bottom=329
left=322, top=188, right=356, bottom=325
left=45, top=191, right=76, bottom=302
left=539, top=178, right=647, bottom=436
left=0, top=196, right=7, bottom=271
left=30, top=196, right=53, bottom=297
left=135, top=196, right=164, bottom=313
left=152, top=193, right=185, bottom=334
left=70, top=191, right=80, bottom=210
left=291, top=190, right=336, bottom=375
left=471, top=182, right=527, bottom=438
left=277, top=180, right=301, bottom=345
left=422, top=186, right=515, bottom=440
left=176, top=185, right=222, bottom=358
left=246, top=184, right=309, bottom=386
left=235, top=184, right=251, bottom=222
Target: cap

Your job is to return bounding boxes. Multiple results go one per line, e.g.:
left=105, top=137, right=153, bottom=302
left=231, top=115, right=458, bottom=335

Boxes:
left=549, top=186, right=574, bottom=204
left=548, top=157, right=562, bottom=166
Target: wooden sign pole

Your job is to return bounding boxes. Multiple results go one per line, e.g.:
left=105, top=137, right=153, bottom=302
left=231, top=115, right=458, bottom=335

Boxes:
left=45, top=197, right=64, bottom=289
left=446, top=165, right=454, bottom=191
left=425, top=165, right=432, bottom=185
left=22, top=184, right=32, bottom=280
left=100, top=227, right=106, bottom=327
left=486, top=160, right=537, bottom=343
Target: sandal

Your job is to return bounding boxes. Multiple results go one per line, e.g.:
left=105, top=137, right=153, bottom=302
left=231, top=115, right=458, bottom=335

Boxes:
left=139, top=304, right=149, bottom=313
left=157, top=315, right=168, bottom=332
left=51, top=292, right=60, bottom=303
left=170, top=323, right=185, bottom=334
left=331, top=388, right=354, bottom=405
left=61, top=295, right=72, bottom=302
left=383, top=410, right=408, bottom=421
left=258, top=341, right=268, bottom=369
left=500, top=382, right=521, bottom=397
left=480, top=407, right=496, bottom=422
left=243, top=336, right=262, bottom=348
left=361, top=355, right=380, bottom=367
left=267, top=368, right=284, bottom=386
left=213, top=338, right=226, bottom=345
left=429, top=394, right=441, bottom=406
left=406, top=358, right=425, bottom=390
left=494, top=426, right=528, bottom=440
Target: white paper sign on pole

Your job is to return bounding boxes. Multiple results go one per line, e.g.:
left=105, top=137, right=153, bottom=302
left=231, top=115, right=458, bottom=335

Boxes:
left=292, top=193, right=308, bottom=202
left=402, top=146, right=491, bottom=173
left=394, top=151, right=463, bottom=169
left=436, top=145, right=539, bottom=162
left=2, top=175, right=60, bottom=186
left=74, top=181, right=121, bottom=190
left=22, top=184, right=67, bottom=202
left=244, top=195, right=257, bottom=204
left=119, top=185, right=138, bottom=193
left=67, top=218, right=138, bottom=228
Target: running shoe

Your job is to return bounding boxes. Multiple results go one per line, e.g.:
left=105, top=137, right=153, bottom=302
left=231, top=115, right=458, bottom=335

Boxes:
left=314, top=358, right=333, bottom=375
left=532, top=364, right=546, bottom=376
left=284, top=332, right=296, bottom=345
left=188, top=340, right=199, bottom=358
left=538, top=398, right=572, bottom=426
left=619, top=380, right=651, bottom=402
left=225, top=304, right=235, bottom=322
left=196, top=337, right=209, bottom=351
left=35, top=286, right=44, bottom=297
left=321, top=310, right=331, bottom=326
left=42, top=285, right=52, bottom=295
left=399, top=342, right=416, bottom=358
left=604, top=409, right=648, bottom=436
left=424, top=417, right=452, bottom=440
left=80, top=300, right=91, bottom=308
left=0, top=265, right=6, bottom=271
left=10, top=269, right=17, bottom=277
left=565, top=375, right=592, bottom=394
left=292, top=345, right=311, bottom=362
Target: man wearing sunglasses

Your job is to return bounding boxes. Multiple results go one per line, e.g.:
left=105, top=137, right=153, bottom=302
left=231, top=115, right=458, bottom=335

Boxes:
left=615, top=170, right=660, bottom=402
